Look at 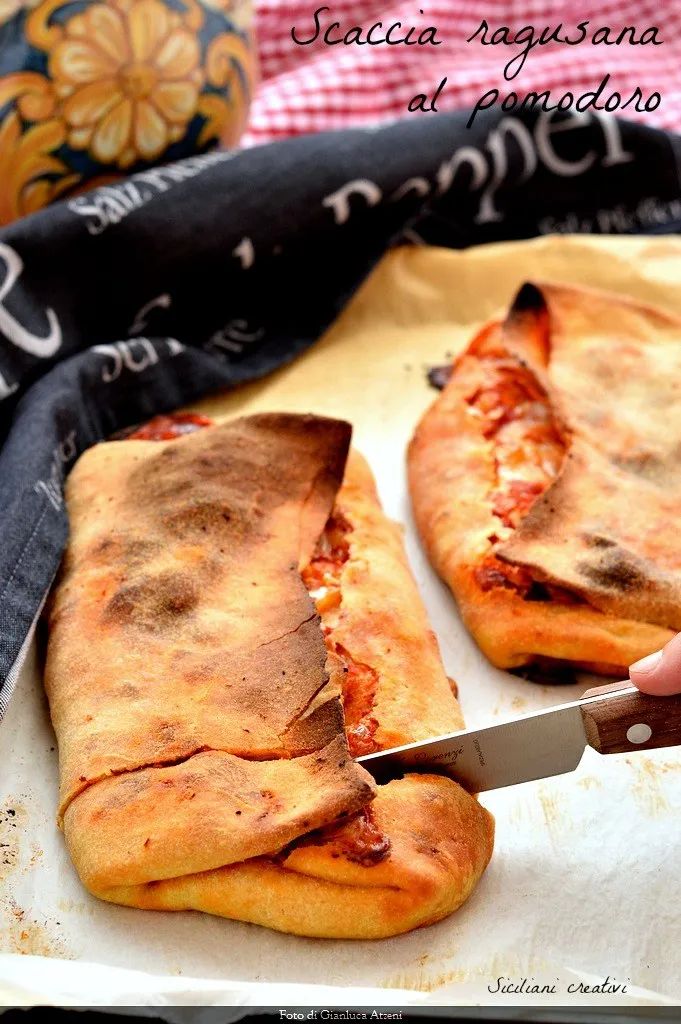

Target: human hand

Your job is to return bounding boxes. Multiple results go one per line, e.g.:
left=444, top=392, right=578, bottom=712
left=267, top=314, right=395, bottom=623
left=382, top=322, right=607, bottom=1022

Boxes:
left=630, top=636, right=681, bottom=695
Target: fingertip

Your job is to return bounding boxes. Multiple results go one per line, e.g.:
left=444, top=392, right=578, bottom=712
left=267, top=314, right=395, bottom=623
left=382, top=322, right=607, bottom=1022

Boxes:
left=629, top=642, right=681, bottom=695
left=629, top=650, right=663, bottom=676
left=629, top=670, right=679, bottom=696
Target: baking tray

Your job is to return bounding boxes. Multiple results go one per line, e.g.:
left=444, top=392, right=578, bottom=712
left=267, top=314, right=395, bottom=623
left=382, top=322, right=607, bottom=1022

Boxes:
left=1, top=235, right=680, bottom=1007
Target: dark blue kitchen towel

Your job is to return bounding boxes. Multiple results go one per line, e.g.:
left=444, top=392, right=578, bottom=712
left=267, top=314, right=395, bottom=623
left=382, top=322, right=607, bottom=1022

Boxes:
left=1, top=107, right=681, bottom=718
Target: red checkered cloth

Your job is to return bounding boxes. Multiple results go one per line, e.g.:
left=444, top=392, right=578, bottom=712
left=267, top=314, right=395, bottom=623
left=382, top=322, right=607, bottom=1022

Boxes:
left=242, top=0, right=681, bottom=146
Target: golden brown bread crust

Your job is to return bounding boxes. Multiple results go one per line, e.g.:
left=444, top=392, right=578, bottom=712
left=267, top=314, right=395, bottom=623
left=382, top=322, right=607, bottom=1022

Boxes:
left=88, top=774, right=494, bottom=940
left=496, top=441, right=681, bottom=626
left=63, top=738, right=370, bottom=891
left=47, top=416, right=494, bottom=938
left=47, top=413, right=373, bottom=826
left=324, top=449, right=465, bottom=749
left=408, top=282, right=680, bottom=673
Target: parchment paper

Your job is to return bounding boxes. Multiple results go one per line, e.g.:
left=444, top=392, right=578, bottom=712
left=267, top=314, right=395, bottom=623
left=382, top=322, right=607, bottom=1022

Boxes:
left=1, top=235, right=680, bottom=1007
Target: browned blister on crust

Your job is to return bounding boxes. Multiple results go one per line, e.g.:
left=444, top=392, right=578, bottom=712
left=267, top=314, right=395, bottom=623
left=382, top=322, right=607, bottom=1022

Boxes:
left=409, top=282, right=681, bottom=673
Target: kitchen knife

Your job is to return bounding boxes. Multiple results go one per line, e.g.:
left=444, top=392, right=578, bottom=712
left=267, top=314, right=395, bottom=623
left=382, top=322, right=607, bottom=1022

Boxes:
left=357, top=681, right=681, bottom=792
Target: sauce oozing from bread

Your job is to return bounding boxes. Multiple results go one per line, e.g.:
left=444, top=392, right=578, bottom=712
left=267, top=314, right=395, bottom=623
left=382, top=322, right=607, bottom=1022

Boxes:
left=300, top=512, right=350, bottom=612
left=467, top=359, right=564, bottom=529
left=465, top=350, right=580, bottom=604
left=279, top=806, right=390, bottom=867
left=301, top=513, right=380, bottom=757
left=126, top=412, right=213, bottom=440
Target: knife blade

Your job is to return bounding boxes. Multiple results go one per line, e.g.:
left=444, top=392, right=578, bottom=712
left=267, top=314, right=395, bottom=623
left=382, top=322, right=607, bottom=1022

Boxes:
left=357, top=682, right=681, bottom=792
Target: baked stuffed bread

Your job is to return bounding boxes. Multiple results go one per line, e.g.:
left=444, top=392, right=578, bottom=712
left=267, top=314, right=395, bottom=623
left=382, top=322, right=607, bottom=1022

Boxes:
left=408, top=282, right=681, bottom=676
left=45, top=412, right=493, bottom=939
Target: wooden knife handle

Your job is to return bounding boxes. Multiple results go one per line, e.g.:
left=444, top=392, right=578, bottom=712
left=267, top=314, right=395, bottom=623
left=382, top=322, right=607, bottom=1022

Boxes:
left=581, top=682, right=681, bottom=755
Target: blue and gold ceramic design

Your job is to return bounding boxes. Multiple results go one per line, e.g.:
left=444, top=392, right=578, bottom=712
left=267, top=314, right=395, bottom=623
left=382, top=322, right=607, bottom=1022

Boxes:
left=0, top=0, right=254, bottom=224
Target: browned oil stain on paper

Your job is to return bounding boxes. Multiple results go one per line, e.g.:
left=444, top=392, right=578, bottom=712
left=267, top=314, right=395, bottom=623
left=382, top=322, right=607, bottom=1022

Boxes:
left=0, top=799, right=73, bottom=959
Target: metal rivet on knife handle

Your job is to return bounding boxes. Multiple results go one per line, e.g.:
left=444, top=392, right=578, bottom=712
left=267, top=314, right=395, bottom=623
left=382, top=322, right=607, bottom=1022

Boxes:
left=580, top=681, right=681, bottom=755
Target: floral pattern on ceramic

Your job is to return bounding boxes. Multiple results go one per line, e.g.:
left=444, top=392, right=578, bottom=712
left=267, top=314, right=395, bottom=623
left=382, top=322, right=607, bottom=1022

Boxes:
left=0, top=0, right=254, bottom=224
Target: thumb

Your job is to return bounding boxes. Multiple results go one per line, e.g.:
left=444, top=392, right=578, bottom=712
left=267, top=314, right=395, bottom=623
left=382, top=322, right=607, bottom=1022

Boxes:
left=629, top=635, right=681, bottom=695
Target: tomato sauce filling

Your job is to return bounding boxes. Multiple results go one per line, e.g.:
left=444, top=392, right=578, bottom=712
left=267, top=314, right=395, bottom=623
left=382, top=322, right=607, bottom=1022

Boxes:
left=299, top=510, right=389, bottom=863
left=126, top=412, right=213, bottom=441
left=468, top=359, right=564, bottom=529
left=325, top=807, right=390, bottom=866
left=465, top=354, right=580, bottom=604
left=277, top=805, right=390, bottom=867
left=301, top=513, right=380, bottom=758
left=300, top=512, right=351, bottom=614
